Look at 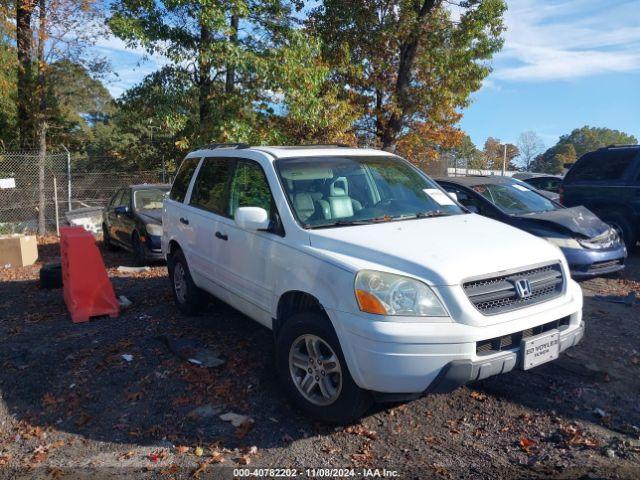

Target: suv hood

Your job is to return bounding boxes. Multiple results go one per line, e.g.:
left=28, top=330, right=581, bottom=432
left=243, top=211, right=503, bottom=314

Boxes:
left=308, top=214, right=564, bottom=286
left=514, top=206, right=608, bottom=239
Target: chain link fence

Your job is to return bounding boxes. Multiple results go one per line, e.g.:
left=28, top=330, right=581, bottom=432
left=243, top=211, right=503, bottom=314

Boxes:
left=0, top=150, right=165, bottom=234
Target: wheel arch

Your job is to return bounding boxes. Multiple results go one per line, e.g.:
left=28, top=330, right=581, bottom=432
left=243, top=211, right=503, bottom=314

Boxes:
left=274, top=290, right=325, bottom=338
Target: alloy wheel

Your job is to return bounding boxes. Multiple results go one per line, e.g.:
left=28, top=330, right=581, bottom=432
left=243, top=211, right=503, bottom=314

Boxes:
left=289, top=334, right=342, bottom=406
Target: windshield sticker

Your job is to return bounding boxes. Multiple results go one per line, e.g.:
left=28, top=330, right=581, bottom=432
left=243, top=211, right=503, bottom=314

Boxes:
left=512, top=184, right=530, bottom=191
left=423, top=189, right=455, bottom=206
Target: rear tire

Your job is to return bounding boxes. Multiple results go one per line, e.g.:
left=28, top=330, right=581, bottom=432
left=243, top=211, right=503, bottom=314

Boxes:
left=275, top=311, right=372, bottom=424
left=167, top=248, right=205, bottom=315
left=600, top=212, right=636, bottom=251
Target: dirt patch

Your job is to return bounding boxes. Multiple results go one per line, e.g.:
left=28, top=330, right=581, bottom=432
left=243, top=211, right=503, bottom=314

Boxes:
left=0, top=237, right=638, bottom=479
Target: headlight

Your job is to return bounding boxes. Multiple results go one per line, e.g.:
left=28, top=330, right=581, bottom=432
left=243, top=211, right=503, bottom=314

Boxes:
left=544, top=235, right=581, bottom=249
left=354, top=270, right=448, bottom=317
left=145, top=223, right=163, bottom=236
left=578, top=227, right=619, bottom=249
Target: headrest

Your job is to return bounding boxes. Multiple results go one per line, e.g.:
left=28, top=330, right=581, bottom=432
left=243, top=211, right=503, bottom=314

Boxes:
left=294, top=193, right=314, bottom=211
left=329, top=177, right=349, bottom=197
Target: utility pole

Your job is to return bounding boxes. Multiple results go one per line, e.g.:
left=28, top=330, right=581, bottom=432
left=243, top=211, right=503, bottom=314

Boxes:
left=61, top=144, right=71, bottom=211
left=502, top=144, right=507, bottom=176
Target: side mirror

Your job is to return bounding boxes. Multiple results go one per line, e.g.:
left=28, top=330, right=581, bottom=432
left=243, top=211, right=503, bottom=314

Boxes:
left=466, top=205, right=479, bottom=214
left=235, top=207, right=270, bottom=231
left=115, top=205, right=129, bottom=215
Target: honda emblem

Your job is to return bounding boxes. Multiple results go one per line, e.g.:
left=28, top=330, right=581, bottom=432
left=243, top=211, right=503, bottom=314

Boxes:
left=514, top=279, right=532, bottom=299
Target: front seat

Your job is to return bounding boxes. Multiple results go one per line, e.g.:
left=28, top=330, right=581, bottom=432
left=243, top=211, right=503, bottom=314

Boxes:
left=327, top=177, right=354, bottom=219
left=294, top=193, right=316, bottom=222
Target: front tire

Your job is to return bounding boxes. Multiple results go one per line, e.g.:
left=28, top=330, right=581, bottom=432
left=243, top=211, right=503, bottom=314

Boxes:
left=102, top=224, right=116, bottom=251
left=132, top=232, right=147, bottom=266
left=167, top=248, right=205, bottom=315
left=276, top=312, right=372, bottom=424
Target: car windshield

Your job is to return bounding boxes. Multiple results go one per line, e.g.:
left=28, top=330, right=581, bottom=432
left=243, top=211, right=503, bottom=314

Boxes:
left=472, top=182, right=559, bottom=215
left=276, top=156, right=464, bottom=228
left=134, top=188, right=169, bottom=210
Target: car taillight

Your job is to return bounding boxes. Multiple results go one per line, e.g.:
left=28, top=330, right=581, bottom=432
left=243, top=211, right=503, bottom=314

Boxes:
left=558, top=186, right=564, bottom=205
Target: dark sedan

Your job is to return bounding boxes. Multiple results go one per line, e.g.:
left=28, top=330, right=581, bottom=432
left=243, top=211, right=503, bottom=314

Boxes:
left=102, top=184, right=171, bottom=265
left=436, top=176, right=627, bottom=279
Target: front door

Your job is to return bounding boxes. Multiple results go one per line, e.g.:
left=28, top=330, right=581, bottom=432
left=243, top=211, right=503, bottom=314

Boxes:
left=214, top=159, right=280, bottom=320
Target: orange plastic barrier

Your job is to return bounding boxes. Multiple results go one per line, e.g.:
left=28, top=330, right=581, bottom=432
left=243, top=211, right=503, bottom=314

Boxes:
left=60, top=226, right=119, bottom=323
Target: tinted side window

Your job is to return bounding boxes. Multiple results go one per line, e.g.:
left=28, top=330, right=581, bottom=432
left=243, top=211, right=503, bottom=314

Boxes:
left=110, top=189, right=124, bottom=207
left=121, top=189, right=131, bottom=208
left=190, top=158, right=234, bottom=215
left=170, top=157, right=200, bottom=202
left=565, top=151, right=636, bottom=182
left=228, top=160, right=273, bottom=218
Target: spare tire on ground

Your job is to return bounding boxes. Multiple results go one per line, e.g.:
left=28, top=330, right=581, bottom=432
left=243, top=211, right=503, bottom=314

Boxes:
left=40, top=262, right=63, bottom=289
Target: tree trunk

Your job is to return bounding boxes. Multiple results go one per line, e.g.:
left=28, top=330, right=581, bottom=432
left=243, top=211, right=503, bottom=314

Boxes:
left=16, top=0, right=35, bottom=147
left=198, top=21, right=213, bottom=139
left=225, top=13, right=239, bottom=94
left=36, top=0, right=46, bottom=235
left=378, top=0, right=439, bottom=151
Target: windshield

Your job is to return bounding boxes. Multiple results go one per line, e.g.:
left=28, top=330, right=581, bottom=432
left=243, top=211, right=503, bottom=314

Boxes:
left=276, top=156, right=464, bottom=228
left=134, top=188, right=169, bottom=210
left=472, top=182, right=559, bottom=215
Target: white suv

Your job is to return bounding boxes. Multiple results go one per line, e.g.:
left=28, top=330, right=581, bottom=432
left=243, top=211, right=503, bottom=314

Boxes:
left=162, top=144, right=584, bottom=423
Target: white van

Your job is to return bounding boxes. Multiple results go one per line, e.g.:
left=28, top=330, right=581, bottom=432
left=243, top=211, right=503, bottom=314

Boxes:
left=162, top=144, right=584, bottom=423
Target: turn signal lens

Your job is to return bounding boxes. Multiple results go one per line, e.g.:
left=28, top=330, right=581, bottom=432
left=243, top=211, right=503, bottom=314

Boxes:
left=355, top=289, right=388, bottom=315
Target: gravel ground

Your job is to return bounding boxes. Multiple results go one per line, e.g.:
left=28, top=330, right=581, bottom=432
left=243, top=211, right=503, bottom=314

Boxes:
left=0, top=236, right=639, bottom=479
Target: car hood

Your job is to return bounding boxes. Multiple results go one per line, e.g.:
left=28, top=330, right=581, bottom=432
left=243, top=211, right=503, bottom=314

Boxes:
left=514, top=206, right=608, bottom=239
left=307, top=214, right=564, bottom=286
left=137, top=209, right=162, bottom=224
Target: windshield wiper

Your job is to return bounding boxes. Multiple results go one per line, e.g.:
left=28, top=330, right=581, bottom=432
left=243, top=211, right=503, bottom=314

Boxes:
left=415, top=210, right=452, bottom=218
left=308, top=219, right=377, bottom=229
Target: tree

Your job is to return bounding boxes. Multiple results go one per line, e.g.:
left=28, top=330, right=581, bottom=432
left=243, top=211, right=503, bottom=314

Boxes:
left=309, top=0, right=506, bottom=159
left=483, top=137, right=518, bottom=171
left=533, top=126, right=638, bottom=173
left=517, top=131, right=544, bottom=171
left=108, top=0, right=304, bottom=143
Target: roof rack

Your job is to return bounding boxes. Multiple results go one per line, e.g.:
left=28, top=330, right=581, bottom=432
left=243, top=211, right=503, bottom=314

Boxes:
left=195, top=143, right=251, bottom=150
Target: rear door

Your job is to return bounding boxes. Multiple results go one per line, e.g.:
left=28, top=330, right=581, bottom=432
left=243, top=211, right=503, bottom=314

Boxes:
left=186, top=157, right=235, bottom=286
left=164, top=156, right=202, bottom=261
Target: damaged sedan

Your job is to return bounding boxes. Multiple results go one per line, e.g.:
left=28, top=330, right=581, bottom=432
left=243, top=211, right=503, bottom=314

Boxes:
left=437, top=176, right=626, bottom=279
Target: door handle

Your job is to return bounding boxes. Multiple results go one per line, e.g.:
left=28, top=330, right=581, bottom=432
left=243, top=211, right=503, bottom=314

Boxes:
left=215, top=231, right=228, bottom=241
left=179, top=217, right=189, bottom=225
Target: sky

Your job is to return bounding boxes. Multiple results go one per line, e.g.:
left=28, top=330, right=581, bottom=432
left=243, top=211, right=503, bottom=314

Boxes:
left=95, top=0, right=640, bottom=150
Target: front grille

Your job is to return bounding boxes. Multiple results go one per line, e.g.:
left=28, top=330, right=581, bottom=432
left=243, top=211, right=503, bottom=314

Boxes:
left=587, top=259, right=623, bottom=273
left=463, top=263, right=564, bottom=315
left=476, top=316, right=570, bottom=355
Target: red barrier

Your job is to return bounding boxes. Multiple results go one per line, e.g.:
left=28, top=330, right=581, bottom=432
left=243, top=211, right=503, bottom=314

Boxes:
left=60, top=226, right=119, bottom=323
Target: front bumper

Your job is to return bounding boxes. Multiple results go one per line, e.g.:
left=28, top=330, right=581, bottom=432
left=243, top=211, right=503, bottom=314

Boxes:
left=327, top=280, right=583, bottom=394
left=561, top=244, right=626, bottom=279
left=427, top=322, right=584, bottom=394
left=143, top=235, right=165, bottom=260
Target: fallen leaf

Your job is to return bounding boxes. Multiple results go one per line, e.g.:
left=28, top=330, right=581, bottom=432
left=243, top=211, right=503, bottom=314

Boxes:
left=42, top=393, right=57, bottom=407
left=176, top=445, right=189, bottom=454
left=119, top=450, right=135, bottom=460
left=194, top=446, right=204, bottom=457
left=470, top=391, right=487, bottom=402
left=47, top=467, right=65, bottom=479
left=235, top=455, right=250, bottom=465
left=519, top=437, right=535, bottom=454
left=0, top=454, right=12, bottom=466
